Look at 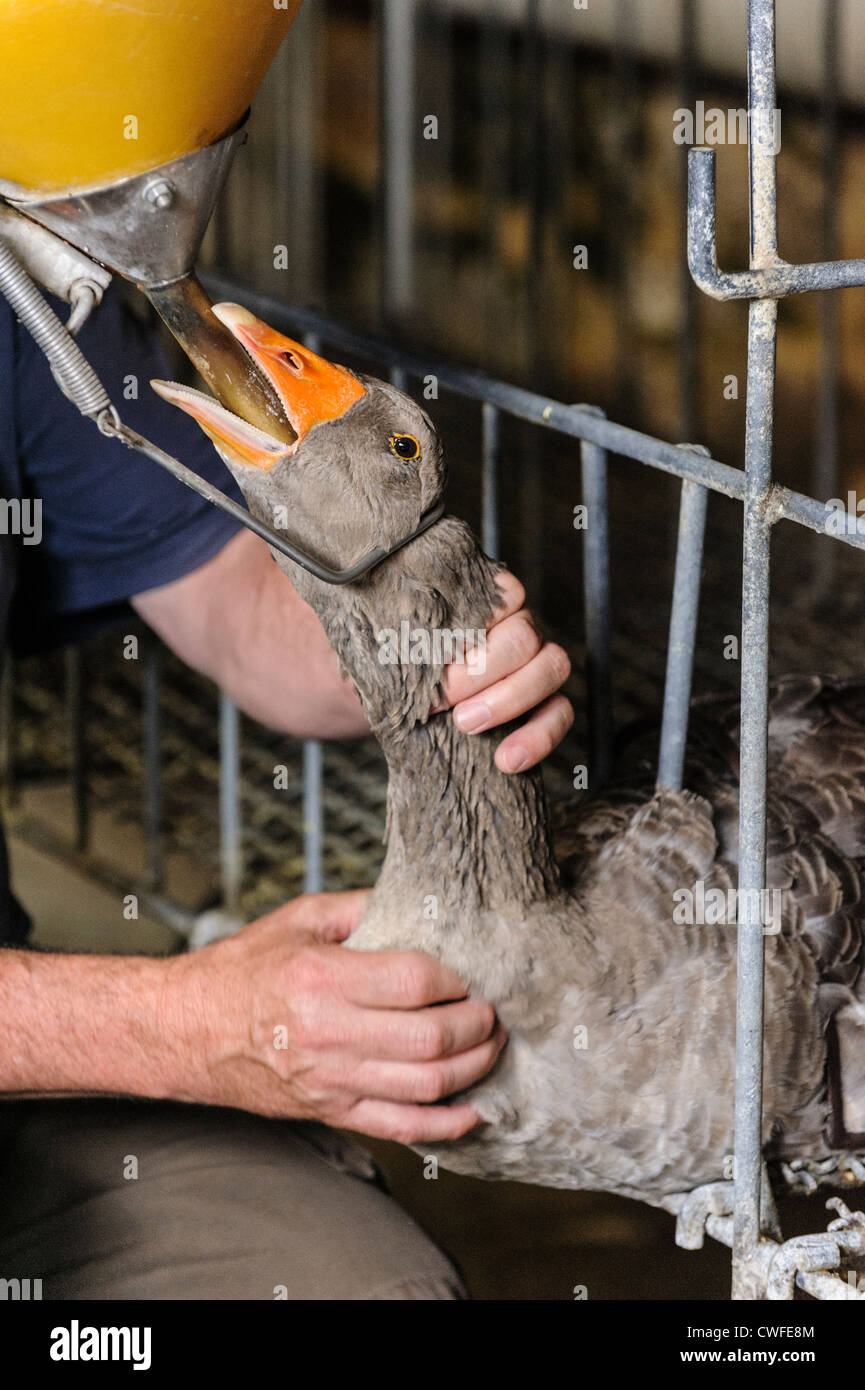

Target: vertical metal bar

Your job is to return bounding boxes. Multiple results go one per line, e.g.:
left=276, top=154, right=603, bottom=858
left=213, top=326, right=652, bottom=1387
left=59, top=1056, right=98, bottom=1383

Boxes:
left=65, top=646, right=88, bottom=854
left=658, top=473, right=708, bottom=790
left=303, top=739, right=324, bottom=895
left=275, top=0, right=321, bottom=303
left=481, top=401, right=500, bottom=559
left=381, top=0, right=417, bottom=322
left=480, top=7, right=510, bottom=366
left=519, top=0, right=545, bottom=604
left=142, top=641, right=163, bottom=892
left=523, top=0, right=544, bottom=379
left=734, top=302, right=775, bottom=1289
left=732, top=0, right=778, bottom=1299
left=678, top=0, right=699, bottom=441
left=611, top=0, right=640, bottom=419
left=219, top=692, right=242, bottom=916
left=815, top=0, right=840, bottom=502
left=746, top=0, right=779, bottom=263
left=580, top=423, right=613, bottom=787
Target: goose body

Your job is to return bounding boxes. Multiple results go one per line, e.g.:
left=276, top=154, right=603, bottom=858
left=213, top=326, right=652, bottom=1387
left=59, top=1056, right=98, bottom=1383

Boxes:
left=154, top=307, right=865, bottom=1206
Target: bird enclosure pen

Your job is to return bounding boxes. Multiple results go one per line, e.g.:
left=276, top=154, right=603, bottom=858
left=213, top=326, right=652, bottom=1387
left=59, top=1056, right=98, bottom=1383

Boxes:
left=2, top=0, right=865, bottom=1312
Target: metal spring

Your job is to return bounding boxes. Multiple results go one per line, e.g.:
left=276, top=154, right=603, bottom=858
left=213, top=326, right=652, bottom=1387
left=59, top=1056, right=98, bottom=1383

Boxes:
left=0, top=242, right=114, bottom=422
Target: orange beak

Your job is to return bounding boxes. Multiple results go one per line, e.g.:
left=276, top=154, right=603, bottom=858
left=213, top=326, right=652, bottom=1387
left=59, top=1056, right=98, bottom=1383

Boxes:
left=151, top=303, right=366, bottom=471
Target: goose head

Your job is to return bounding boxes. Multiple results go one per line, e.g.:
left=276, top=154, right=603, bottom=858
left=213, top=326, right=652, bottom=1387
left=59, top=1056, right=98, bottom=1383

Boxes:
left=152, top=303, right=447, bottom=593
left=152, top=303, right=504, bottom=737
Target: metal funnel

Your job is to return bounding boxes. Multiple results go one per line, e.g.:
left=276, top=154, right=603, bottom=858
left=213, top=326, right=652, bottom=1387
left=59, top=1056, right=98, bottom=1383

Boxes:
left=1, top=119, right=247, bottom=291
left=0, top=119, right=295, bottom=442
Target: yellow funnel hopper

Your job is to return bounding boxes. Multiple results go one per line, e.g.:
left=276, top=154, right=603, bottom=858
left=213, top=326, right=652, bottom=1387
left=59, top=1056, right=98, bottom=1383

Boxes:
left=0, top=0, right=302, bottom=194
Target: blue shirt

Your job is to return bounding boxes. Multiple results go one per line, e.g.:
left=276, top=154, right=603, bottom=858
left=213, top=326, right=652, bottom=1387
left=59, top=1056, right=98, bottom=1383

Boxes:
left=1, top=285, right=243, bottom=652
left=0, top=285, right=243, bottom=939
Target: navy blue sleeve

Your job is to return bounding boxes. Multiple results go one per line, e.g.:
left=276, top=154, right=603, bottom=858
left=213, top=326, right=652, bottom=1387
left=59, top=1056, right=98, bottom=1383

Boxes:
left=11, top=286, right=243, bottom=650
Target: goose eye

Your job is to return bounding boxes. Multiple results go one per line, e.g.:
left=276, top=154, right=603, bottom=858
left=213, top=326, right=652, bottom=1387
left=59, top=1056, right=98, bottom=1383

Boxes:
left=389, top=433, right=420, bottom=461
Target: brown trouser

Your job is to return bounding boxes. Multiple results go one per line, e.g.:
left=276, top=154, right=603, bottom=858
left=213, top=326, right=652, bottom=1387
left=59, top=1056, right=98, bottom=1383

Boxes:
left=0, top=1100, right=465, bottom=1300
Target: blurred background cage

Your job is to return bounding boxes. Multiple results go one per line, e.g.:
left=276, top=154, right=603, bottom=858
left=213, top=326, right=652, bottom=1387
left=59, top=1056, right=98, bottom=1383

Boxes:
left=4, top=0, right=865, bottom=1298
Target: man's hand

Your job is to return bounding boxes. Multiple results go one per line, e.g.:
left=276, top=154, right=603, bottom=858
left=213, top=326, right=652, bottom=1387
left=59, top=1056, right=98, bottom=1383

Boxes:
left=443, top=571, right=573, bottom=773
left=135, top=531, right=573, bottom=770
left=165, top=891, right=506, bottom=1143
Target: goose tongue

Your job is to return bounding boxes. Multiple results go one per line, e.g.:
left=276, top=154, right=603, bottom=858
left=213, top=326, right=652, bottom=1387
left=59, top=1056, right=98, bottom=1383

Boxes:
left=150, top=378, right=295, bottom=471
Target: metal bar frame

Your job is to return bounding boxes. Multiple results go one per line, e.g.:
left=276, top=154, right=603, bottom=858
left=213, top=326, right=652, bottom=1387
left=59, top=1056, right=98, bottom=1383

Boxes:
left=381, top=0, right=417, bottom=323
left=657, top=467, right=708, bottom=792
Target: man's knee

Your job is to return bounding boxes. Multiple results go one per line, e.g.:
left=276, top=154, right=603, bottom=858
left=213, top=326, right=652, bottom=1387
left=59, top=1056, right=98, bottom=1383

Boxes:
left=0, top=1101, right=466, bottom=1300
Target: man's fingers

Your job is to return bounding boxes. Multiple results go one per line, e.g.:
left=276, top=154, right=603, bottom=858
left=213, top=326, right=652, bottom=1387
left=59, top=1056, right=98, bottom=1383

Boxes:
left=332, top=948, right=471, bottom=1010
left=451, top=642, right=571, bottom=737
left=306, top=889, right=371, bottom=942
left=489, top=569, right=525, bottom=623
left=310, top=996, right=499, bottom=1061
left=240, top=890, right=370, bottom=948
left=444, top=609, right=541, bottom=708
left=350, top=1024, right=507, bottom=1103
left=494, top=692, right=575, bottom=773
left=265, top=890, right=370, bottom=944
left=346, top=1098, right=483, bottom=1144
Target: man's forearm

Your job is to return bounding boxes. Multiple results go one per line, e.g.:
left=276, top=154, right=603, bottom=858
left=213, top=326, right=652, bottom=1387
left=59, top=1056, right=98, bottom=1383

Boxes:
left=0, top=948, right=180, bottom=1099
left=216, top=536, right=368, bottom=737
left=133, top=530, right=369, bottom=740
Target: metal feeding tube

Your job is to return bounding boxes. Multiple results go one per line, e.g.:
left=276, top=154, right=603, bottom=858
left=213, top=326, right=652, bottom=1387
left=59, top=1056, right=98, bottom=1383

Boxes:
left=144, top=273, right=295, bottom=445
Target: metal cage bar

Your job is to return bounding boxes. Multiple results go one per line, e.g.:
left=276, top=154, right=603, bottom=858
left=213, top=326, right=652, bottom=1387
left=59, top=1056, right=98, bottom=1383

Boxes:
left=481, top=400, right=500, bottom=560
left=816, top=0, right=841, bottom=504
left=303, top=739, right=324, bottom=896
left=657, top=469, right=708, bottom=792
left=218, top=692, right=242, bottom=918
left=579, top=425, right=613, bottom=788
left=381, top=0, right=417, bottom=323
left=732, top=0, right=780, bottom=1293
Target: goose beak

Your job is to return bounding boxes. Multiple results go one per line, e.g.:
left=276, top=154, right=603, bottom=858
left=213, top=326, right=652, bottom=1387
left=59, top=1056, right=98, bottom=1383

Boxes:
left=150, top=304, right=366, bottom=471
left=211, top=303, right=366, bottom=445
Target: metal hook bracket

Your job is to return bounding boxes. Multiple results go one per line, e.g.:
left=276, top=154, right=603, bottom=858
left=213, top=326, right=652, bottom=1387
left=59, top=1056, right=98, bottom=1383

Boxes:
left=687, top=147, right=865, bottom=301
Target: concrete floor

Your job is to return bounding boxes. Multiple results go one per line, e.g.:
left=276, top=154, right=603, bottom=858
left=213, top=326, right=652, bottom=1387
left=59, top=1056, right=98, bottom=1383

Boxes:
left=9, top=830, right=175, bottom=957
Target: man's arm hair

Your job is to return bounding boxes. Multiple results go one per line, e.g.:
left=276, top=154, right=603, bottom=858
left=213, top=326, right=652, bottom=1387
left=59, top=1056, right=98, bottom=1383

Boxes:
left=0, top=946, right=180, bottom=1099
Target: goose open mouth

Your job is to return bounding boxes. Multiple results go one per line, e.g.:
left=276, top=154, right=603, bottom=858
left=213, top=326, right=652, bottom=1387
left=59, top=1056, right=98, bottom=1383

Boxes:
left=150, top=379, right=296, bottom=471
left=151, top=303, right=366, bottom=471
